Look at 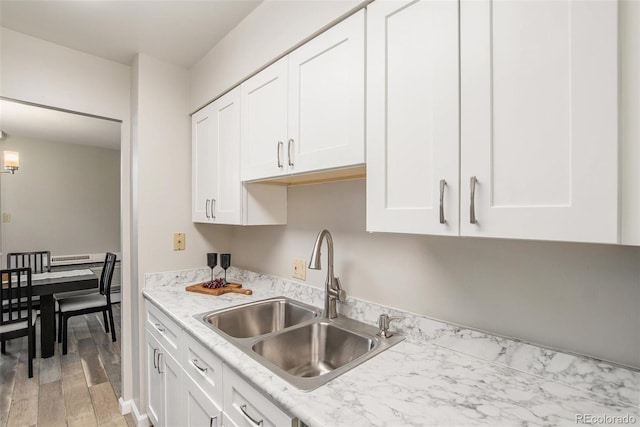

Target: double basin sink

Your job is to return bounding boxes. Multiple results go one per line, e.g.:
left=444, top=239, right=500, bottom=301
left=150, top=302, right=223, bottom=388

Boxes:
left=196, top=297, right=404, bottom=391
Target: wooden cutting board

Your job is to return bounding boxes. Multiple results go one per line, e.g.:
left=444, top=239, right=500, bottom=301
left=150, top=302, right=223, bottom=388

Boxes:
left=185, top=282, right=252, bottom=296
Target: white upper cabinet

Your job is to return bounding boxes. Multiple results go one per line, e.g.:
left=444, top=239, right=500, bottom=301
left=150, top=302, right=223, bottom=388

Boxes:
left=192, top=88, right=242, bottom=224
left=287, top=9, right=365, bottom=174
left=460, top=0, right=618, bottom=243
left=241, top=10, right=365, bottom=182
left=367, top=0, right=460, bottom=235
left=240, top=57, right=289, bottom=182
left=367, top=0, right=619, bottom=244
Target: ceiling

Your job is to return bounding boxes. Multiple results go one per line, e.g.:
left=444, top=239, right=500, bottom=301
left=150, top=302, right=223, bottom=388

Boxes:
left=0, top=100, right=122, bottom=150
left=0, top=0, right=262, bottom=68
left=0, top=0, right=263, bottom=149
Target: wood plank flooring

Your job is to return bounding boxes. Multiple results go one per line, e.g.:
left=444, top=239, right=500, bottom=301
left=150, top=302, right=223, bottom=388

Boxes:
left=1, top=304, right=135, bottom=427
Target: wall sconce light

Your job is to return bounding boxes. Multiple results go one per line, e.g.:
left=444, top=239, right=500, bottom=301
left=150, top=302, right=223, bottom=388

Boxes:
left=1, top=151, right=19, bottom=174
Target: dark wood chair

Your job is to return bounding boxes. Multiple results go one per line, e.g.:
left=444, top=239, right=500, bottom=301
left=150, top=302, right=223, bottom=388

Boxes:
left=7, top=251, right=51, bottom=273
left=1, top=268, right=36, bottom=378
left=56, top=252, right=117, bottom=355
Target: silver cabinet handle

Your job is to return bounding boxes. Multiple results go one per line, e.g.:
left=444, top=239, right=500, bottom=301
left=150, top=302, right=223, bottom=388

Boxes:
left=277, top=141, right=283, bottom=168
left=205, top=199, right=210, bottom=219
left=287, top=138, right=294, bottom=166
left=211, top=198, right=216, bottom=221
left=439, top=179, right=447, bottom=224
left=209, top=415, right=218, bottom=427
left=191, top=358, right=207, bottom=374
left=155, top=323, right=165, bottom=333
left=240, top=404, right=263, bottom=426
left=153, top=348, right=158, bottom=369
left=157, top=352, right=164, bottom=374
left=470, top=176, right=478, bottom=224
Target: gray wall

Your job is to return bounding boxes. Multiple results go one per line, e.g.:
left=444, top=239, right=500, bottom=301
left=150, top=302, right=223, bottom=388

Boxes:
left=1, top=135, right=121, bottom=260
left=231, top=180, right=640, bottom=368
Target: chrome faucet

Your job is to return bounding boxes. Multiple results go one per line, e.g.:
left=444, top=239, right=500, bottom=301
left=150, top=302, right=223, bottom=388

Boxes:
left=308, top=229, right=346, bottom=319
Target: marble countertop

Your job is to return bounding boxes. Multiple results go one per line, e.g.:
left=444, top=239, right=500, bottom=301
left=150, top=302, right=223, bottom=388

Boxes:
left=143, top=268, right=639, bottom=426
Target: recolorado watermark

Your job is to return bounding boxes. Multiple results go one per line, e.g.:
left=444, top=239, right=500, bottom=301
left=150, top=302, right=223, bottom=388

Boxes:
left=576, top=414, right=637, bottom=425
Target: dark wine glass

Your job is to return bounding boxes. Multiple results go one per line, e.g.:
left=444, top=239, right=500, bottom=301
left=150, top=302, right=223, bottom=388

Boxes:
left=207, top=253, right=218, bottom=281
left=220, top=253, right=231, bottom=284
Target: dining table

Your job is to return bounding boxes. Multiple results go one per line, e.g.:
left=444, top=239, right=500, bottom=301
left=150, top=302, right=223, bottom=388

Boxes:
left=31, top=269, right=99, bottom=358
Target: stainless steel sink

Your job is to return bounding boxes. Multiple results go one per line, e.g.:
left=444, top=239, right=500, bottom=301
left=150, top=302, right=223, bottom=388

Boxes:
left=196, top=297, right=404, bottom=391
left=252, top=321, right=374, bottom=377
left=201, top=297, right=321, bottom=338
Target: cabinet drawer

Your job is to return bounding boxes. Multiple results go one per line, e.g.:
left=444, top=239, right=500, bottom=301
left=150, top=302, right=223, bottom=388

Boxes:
left=223, top=366, right=297, bottom=427
left=146, top=302, right=181, bottom=359
left=184, top=374, right=222, bottom=427
left=182, top=333, right=224, bottom=408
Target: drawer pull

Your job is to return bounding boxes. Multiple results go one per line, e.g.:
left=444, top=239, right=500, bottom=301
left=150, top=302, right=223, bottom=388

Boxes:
left=191, top=358, right=207, bottom=374
left=153, top=348, right=158, bottom=369
left=155, top=323, right=165, bottom=333
left=209, top=415, right=217, bottom=427
left=240, top=404, right=263, bottom=426
left=157, top=353, right=164, bottom=374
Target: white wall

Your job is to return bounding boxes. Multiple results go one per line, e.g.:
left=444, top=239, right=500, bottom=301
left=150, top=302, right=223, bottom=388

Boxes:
left=192, top=1, right=640, bottom=369
left=0, top=27, right=137, bottom=408
left=132, top=53, right=232, bottom=410
left=232, top=180, right=640, bottom=368
left=189, top=0, right=364, bottom=111
left=1, top=135, right=120, bottom=258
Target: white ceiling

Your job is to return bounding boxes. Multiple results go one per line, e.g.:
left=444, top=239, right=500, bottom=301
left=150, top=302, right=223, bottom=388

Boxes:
left=0, top=100, right=122, bottom=150
left=0, top=0, right=263, bottom=149
left=0, top=0, right=262, bottom=68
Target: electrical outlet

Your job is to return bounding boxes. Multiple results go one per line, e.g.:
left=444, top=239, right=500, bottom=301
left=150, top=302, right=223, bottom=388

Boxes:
left=2, top=213, right=10, bottom=222
left=173, top=233, right=185, bottom=250
left=292, top=258, right=306, bottom=280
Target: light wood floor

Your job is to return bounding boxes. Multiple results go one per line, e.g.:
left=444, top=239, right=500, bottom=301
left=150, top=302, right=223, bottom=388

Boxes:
left=1, top=304, right=135, bottom=427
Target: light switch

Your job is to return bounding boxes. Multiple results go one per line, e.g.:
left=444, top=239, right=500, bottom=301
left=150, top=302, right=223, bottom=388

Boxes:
left=173, top=233, right=185, bottom=250
left=2, top=213, right=10, bottom=222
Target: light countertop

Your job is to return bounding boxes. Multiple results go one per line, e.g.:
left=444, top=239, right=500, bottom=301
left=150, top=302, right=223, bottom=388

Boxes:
left=143, top=268, right=639, bottom=426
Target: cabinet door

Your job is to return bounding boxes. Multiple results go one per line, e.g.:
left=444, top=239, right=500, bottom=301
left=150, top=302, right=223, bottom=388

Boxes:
left=288, top=10, right=365, bottom=174
left=146, top=333, right=163, bottom=427
left=460, top=0, right=618, bottom=243
left=161, top=347, right=182, bottom=427
left=184, top=374, right=222, bottom=427
left=367, top=0, right=459, bottom=235
left=241, top=57, right=289, bottom=181
left=192, top=105, right=216, bottom=223
left=211, top=88, right=242, bottom=225
left=223, top=366, right=295, bottom=427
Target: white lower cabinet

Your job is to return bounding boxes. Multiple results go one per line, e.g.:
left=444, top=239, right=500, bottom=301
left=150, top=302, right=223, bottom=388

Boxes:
left=223, top=366, right=296, bottom=427
left=184, top=374, right=222, bottom=427
left=146, top=332, right=182, bottom=427
left=145, top=303, right=299, bottom=427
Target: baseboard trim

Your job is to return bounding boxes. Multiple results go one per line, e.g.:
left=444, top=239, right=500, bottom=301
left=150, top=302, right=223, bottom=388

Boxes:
left=119, top=397, right=150, bottom=427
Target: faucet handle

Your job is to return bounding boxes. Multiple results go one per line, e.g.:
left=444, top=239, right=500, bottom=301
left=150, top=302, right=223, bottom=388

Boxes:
left=333, top=277, right=347, bottom=302
left=377, top=314, right=402, bottom=338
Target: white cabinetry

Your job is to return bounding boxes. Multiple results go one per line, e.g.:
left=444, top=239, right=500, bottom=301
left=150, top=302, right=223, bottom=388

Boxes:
left=145, top=305, right=183, bottom=427
left=367, top=0, right=619, bottom=244
left=223, top=366, right=295, bottom=427
left=192, top=87, right=287, bottom=225
left=241, top=10, right=365, bottom=182
left=144, top=302, right=298, bottom=426
left=459, top=0, right=618, bottom=243
left=192, top=88, right=242, bottom=224
left=367, top=0, right=459, bottom=236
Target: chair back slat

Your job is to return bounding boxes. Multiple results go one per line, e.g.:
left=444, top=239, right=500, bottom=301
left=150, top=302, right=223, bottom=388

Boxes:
left=1, top=268, right=32, bottom=327
left=7, top=251, right=51, bottom=273
left=100, top=253, right=117, bottom=300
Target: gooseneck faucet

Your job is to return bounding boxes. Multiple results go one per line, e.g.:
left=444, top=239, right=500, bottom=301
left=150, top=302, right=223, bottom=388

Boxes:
left=308, top=229, right=346, bottom=319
